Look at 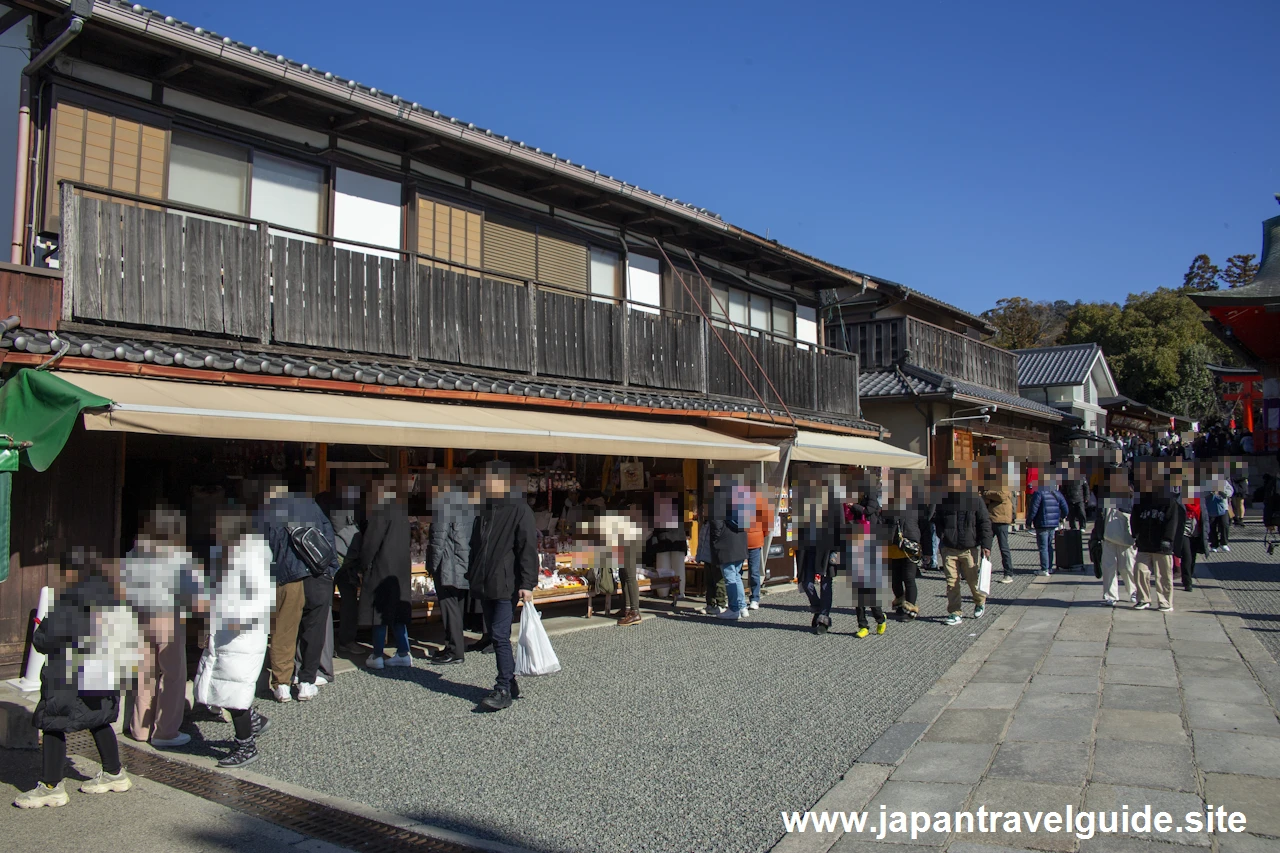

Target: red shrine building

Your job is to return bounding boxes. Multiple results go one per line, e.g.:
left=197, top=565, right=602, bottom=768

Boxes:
left=1190, top=202, right=1280, bottom=453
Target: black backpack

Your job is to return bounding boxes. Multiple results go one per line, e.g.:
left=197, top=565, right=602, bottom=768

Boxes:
left=286, top=523, right=338, bottom=579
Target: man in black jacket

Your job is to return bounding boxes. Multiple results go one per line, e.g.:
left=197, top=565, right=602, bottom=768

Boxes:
left=1062, top=465, right=1088, bottom=530
left=932, top=464, right=993, bottom=626
left=1129, top=461, right=1185, bottom=612
left=468, top=461, right=538, bottom=711
left=256, top=477, right=338, bottom=703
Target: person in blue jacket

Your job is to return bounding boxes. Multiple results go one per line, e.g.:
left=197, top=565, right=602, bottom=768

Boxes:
left=1027, top=473, right=1069, bottom=576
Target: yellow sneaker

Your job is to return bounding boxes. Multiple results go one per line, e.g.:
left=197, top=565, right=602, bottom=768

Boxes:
left=876, top=621, right=887, bottom=635
left=855, top=627, right=870, bottom=638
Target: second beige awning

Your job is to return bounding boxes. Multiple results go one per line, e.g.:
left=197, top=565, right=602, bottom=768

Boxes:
left=60, top=373, right=778, bottom=462
left=791, top=430, right=927, bottom=469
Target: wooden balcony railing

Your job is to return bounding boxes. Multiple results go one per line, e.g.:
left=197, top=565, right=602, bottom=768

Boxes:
left=57, top=183, right=860, bottom=417
left=840, top=315, right=1018, bottom=395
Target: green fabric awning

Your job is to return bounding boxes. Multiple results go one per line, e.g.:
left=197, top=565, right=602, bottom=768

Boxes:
left=0, top=369, right=112, bottom=472
left=0, top=370, right=112, bottom=584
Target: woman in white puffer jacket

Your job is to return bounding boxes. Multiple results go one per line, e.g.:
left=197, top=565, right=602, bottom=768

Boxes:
left=195, top=505, right=275, bottom=768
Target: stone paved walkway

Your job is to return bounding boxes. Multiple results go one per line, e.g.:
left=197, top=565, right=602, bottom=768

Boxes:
left=775, top=521, right=1280, bottom=853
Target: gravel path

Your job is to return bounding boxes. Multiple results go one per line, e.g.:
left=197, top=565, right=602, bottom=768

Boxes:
left=1197, top=517, right=1280, bottom=663
left=186, top=534, right=1046, bottom=853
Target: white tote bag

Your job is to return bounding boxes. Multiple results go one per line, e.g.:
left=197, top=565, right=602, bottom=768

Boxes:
left=977, top=555, right=993, bottom=595
left=514, top=604, right=561, bottom=677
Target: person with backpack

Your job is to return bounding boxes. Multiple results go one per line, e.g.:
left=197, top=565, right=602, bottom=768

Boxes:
left=1203, top=474, right=1233, bottom=553
left=1090, top=467, right=1135, bottom=606
left=120, top=505, right=204, bottom=749
left=360, top=476, right=413, bottom=670
left=932, top=464, right=994, bottom=626
left=707, top=471, right=751, bottom=621
left=256, top=477, right=339, bottom=702
left=15, top=549, right=134, bottom=809
left=194, top=505, right=273, bottom=768
left=1027, top=473, right=1070, bottom=576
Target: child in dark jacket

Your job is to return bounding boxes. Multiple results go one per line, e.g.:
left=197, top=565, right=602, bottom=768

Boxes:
left=15, top=549, right=133, bottom=809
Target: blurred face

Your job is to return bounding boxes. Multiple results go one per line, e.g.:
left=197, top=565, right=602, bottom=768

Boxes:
left=485, top=472, right=509, bottom=498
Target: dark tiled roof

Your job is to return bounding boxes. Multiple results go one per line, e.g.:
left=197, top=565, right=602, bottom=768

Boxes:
left=1012, top=343, right=1100, bottom=387
left=858, top=370, right=944, bottom=397
left=2, top=327, right=877, bottom=432
left=949, top=380, right=1069, bottom=421
left=858, top=367, right=1067, bottom=422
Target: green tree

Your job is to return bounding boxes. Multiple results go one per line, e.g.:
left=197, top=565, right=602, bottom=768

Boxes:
left=1056, top=289, right=1233, bottom=421
left=1220, top=253, right=1259, bottom=288
left=1181, top=254, right=1220, bottom=292
left=981, top=297, right=1063, bottom=349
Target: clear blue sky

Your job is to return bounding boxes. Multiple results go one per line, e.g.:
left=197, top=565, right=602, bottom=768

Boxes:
left=155, top=0, right=1280, bottom=315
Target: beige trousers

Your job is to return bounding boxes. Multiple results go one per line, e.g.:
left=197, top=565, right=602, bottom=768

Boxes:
left=269, top=579, right=307, bottom=689
left=130, top=612, right=187, bottom=742
left=1134, top=551, right=1174, bottom=610
left=941, top=546, right=986, bottom=615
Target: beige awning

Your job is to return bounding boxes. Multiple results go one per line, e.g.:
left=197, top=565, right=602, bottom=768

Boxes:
left=60, top=373, right=778, bottom=462
left=791, top=430, right=927, bottom=469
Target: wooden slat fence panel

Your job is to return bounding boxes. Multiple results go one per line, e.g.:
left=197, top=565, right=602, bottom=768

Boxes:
left=626, top=308, right=702, bottom=393
left=536, top=290, right=618, bottom=382
left=816, top=351, right=859, bottom=417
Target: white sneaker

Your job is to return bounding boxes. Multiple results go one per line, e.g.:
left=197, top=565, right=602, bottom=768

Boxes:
left=13, top=781, right=68, bottom=808
left=79, top=769, right=132, bottom=794
left=737, top=606, right=751, bottom=619
left=315, top=674, right=330, bottom=686
left=749, top=600, right=760, bottom=610
left=717, top=608, right=741, bottom=620
left=698, top=605, right=724, bottom=616
left=1210, top=547, right=1219, bottom=553
left=1135, top=602, right=1151, bottom=610
left=999, top=575, right=1014, bottom=584
left=151, top=732, right=191, bottom=748
left=385, top=653, right=413, bottom=667
left=1222, top=545, right=1231, bottom=553
left=273, top=684, right=292, bottom=703
left=365, top=654, right=385, bottom=670
left=296, top=682, right=319, bottom=701
left=1130, top=592, right=1138, bottom=604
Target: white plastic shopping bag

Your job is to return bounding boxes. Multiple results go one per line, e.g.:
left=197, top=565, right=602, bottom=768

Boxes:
left=977, top=555, right=993, bottom=595
left=514, top=604, right=561, bottom=677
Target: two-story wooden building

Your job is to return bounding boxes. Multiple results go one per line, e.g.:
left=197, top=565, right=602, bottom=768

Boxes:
left=0, top=0, right=937, bottom=673
left=821, top=274, right=1072, bottom=470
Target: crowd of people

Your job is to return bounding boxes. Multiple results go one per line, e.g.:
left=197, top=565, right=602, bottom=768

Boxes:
left=1107, top=425, right=1258, bottom=462
left=13, top=450, right=1280, bottom=811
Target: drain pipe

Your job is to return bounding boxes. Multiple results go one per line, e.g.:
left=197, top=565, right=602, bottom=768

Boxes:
left=12, top=12, right=88, bottom=263
left=9, top=74, right=29, bottom=263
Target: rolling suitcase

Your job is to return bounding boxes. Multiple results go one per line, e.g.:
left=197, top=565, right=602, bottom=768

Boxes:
left=1055, top=528, right=1084, bottom=571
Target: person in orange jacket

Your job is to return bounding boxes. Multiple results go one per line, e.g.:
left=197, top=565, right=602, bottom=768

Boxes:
left=745, top=484, right=775, bottom=611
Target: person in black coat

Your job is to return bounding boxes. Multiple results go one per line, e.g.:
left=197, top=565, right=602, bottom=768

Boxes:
left=882, top=471, right=927, bottom=621
left=1129, top=462, right=1184, bottom=612
left=1062, top=470, right=1088, bottom=530
left=360, top=477, right=413, bottom=669
left=16, top=549, right=133, bottom=809
left=468, top=461, right=539, bottom=711
left=932, top=465, right=994, bottom=626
